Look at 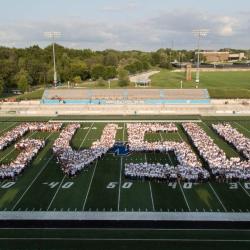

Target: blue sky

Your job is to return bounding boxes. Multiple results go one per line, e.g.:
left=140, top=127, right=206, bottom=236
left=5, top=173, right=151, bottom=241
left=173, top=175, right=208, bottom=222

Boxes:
left=0, top=0, right=250, bottom=50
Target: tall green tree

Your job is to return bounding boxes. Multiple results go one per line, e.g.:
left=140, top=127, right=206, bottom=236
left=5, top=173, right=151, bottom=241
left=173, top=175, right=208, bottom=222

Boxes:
left=91, top=65, right=106, bottom=80
left=118, top=69, right=130, bottom=87
left=104, top=52, right=119, bottom=66
left=104, top=66, right=117, bottom=80
left=16, top=70, right=31, bottom=93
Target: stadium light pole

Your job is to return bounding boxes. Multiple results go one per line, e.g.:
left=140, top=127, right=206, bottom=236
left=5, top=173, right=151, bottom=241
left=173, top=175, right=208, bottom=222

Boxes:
left=44, top=32, right=62, bottom=87
left=192, top=29, right=209, bottom=88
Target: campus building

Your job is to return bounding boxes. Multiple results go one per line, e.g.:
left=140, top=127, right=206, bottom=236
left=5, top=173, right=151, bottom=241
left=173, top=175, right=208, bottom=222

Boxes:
left=199, top=51, right=245, bottom=62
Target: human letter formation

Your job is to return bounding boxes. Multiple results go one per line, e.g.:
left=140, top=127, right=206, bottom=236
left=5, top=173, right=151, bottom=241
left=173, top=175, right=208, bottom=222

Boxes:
left=0, top=122, right=249, bottom=181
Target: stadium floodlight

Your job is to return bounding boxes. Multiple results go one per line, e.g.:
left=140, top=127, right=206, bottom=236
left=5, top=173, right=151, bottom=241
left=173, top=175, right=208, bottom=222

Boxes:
left=192, top=29, right=209, bottom=87
left=44, top=31, right=62, bottom=87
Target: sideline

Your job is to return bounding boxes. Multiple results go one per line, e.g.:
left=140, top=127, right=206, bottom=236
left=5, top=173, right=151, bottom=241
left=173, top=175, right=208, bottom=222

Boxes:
left=1, top=211, right=250, bottom=222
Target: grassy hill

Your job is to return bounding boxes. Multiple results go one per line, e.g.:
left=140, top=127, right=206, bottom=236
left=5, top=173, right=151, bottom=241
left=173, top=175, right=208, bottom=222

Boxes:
left=150, top=70, right=250, bottom=98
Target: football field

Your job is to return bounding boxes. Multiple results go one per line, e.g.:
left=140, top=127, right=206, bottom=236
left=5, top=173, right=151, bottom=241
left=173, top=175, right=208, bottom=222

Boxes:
left=0, top=117, right=250, bottom=213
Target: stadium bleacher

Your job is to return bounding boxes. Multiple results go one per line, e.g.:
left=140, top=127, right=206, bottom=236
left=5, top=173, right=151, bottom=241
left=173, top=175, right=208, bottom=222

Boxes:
left=41, top=88, right=211, bottom=105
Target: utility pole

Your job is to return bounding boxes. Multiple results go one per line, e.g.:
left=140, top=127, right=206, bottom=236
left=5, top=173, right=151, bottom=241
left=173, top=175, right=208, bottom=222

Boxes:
left=192, top=29, right=209, bottom=88
left=44, top=32, right=62, bottom=87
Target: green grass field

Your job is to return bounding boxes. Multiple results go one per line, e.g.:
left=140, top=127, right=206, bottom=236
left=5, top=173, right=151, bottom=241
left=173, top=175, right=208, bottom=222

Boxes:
left=0, top=116, right=250, bottom=250
left=0, top=88, right=44, bottom=101
left=150, top=70, right=250, bottom=98
left=0, top=117, right=250, bottom=212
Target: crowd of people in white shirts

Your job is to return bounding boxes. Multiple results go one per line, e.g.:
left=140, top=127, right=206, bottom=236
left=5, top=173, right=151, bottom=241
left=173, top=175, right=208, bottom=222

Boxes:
left=53, top=123, right=118, bottom=176
left=212, top=123, right=250, bottom=159
left=183, top=123, right=250, bottom=181
left=125, top=123, right=210, bottom=182
left=0, top=122, right=62, bottom=151
left=0, top=122, right=62, bottom=179
left=2, top=121, right=249, bottom=182
left=0, top=139, right=45, bottom=179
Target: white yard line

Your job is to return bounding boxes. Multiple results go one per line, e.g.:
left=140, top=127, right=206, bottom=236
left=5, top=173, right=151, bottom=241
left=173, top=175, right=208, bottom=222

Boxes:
left=122, top=122, right=126, bottom=142
left=117, top=157, right=123, bottom=211
left=11, top=155, right=54, bottom=211
left=78, top=122, right=94, bottom=149
left=142, top=155, right=155, bottom=212
left=117, top=123, right=126, bottom=211
left=75, top=121, right=97, bottom=210
left=159, top=132, right=164, bottom=142
left=178, top=183, right=191, bottom=212
left=176, top=130, right=185, bottom=142
left=47, top=175, right=66, bottom=211
left=234, top=122, right=250, bottom=133
left=82, top=160, right=98, bottom=211
left=164, top=131, right=191, bottom=212
left=0, top=131, right=38, bottom=162
left=11, top=132, right=55, bottom=210
left=148, top=182, right=155, bottom=211
left=238, top=182, right=250, bottom=199
left=208, top=182, right=227, bottom=212
left=144, top=152, right=155, bottom=211
left=0, top=122, right=17, bottom=134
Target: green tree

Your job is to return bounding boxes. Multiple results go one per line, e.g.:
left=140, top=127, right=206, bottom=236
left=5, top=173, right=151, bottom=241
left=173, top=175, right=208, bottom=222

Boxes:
left=91, top=65, right=106, bottom=80
left=104, top=52, right=119, bottom=66
left=46, top=68, right=54, bottom=84
left=16, top=70, right=30, bottom=93
left=133, top=61, right=143, bottom=72
left=70, top=59, right=89, bottom=81
left=125, top=64, right=137, bottom=74
left=73, top=76, right=82, bottom=84
left=0, top=78, right=4, bottom=95
left=104, top=66, right=117, bottom=80
left=159, top=61, right=173, bottom=70
left=118, top=69, right=130, bottom=87
left=142, top=61, right=150, bottom=71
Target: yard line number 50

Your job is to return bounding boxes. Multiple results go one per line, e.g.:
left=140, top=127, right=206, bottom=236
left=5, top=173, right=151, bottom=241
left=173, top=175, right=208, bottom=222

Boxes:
left=106, top=182, right=133, bottom=189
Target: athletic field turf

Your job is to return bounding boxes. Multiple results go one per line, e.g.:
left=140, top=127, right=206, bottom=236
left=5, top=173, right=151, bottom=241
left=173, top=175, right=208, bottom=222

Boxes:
left=0, top=117, right=250, bottom=213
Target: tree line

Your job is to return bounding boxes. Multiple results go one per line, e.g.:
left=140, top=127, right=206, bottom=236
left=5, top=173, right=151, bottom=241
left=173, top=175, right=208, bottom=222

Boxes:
left=1, top=44, right=248, bottom=94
